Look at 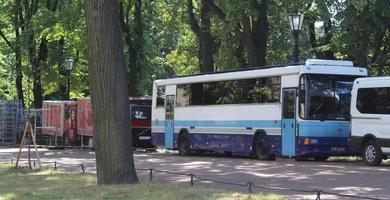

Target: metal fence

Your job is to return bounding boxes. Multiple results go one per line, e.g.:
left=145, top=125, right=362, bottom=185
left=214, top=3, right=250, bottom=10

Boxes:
left=0, top=101, right=23, bottom=145
left=25, top=109, right=51, bottom=145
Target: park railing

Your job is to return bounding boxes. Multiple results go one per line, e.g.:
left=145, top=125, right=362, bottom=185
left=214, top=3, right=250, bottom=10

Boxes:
left=1, top=157, right=385, bottom=200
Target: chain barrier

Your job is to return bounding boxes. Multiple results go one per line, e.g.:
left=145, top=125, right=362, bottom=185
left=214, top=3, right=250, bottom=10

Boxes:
left=5, top=158, right=86, bottom=173
left=134, top=168, right=384, bottom=200
left=1, top=158, right=386, bottom=200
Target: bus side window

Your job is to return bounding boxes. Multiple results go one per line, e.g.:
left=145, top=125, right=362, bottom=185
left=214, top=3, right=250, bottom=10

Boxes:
left=156, top=86, right=165, bottom=107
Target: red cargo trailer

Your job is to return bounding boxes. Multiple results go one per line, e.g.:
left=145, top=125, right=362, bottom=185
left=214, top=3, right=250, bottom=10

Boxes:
left=76, top=97, right=153, bottom=148
left=42, top=101, right=78, bottom=146
left=77, top=98, right=94, bottom=137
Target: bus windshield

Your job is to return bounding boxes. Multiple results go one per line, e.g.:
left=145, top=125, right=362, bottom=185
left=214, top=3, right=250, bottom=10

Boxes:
left=299, top=74, right=358, bottom=120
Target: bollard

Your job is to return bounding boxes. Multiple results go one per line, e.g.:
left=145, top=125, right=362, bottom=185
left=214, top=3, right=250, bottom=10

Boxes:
left=190, top=174, right=194, bottom=186
left=149, top=169, right=153, bottom=181
left=247, top=182, right=253, bottom=194
left=80, top=164, right=85, bottom=173
left=33, top=160, right=36, bottom=167
left=54, top=161, right=57, bottom=170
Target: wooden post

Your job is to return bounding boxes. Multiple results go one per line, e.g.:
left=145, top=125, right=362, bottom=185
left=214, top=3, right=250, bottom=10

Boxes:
left=15, top=122, right=42, bottom=169
left=30, top=122, right=41, bottom=168
left=15, top=123, right=29, bottom=167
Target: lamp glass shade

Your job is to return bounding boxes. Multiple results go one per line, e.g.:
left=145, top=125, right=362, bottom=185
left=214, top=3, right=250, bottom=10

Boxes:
left=64, top=58, right=73, bottom=71
left=289, top=12, right=304, bottom=31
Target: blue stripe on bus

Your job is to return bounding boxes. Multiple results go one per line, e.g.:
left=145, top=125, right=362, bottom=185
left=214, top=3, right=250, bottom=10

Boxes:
left=152, top=120, right=281, bottom=128
left=298, top=120, right=350, bottom=137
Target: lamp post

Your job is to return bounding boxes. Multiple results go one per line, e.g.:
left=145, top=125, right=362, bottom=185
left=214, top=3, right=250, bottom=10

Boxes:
left=289, top=10, right=304, bottom=63
left=64, top=58, right=73, bottom=100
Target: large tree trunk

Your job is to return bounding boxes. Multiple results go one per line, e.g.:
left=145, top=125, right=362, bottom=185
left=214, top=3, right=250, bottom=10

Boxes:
left=85, top=0, right=138, bottom=184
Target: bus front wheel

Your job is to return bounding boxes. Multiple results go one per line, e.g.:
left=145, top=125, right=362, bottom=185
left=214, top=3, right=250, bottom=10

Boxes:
left=178, top=133, right=191, bottom=156
left=253, top=134, right=274, bottom=160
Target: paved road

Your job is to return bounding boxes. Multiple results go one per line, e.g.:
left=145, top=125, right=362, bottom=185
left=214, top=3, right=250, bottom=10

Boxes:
left=1, top=147, right=389, bottom=200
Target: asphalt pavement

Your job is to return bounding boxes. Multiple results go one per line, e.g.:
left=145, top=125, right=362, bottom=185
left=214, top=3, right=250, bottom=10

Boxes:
left=0, top=147, right=389, bottom=200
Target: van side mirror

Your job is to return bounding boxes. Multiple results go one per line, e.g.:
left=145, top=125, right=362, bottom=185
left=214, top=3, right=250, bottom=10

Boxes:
left=299, top=89, right=305, bottom=102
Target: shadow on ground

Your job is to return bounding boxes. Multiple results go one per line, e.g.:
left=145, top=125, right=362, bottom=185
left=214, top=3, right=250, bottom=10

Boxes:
left=1, top=147, right=389, bottom=200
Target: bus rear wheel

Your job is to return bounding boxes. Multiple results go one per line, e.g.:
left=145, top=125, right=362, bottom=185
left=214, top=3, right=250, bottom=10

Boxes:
left=362, top=140, right=382, bottom=166
left=178, top=133, right=191, bottom=156
left=253, top=134, right=274, bottom=160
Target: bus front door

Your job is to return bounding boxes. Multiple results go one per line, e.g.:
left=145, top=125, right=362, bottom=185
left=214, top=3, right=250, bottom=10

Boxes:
left=281, top=88, right=296, bottom=157
left=165, top=95, right=175, bottom=149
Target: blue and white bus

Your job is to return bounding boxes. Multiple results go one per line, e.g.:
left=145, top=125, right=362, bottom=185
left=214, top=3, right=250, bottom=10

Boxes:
left=151, top=59, right=367, bottom=159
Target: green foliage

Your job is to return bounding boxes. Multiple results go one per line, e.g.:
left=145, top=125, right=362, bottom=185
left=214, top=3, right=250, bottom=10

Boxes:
left=0, top=0, right=389, bottom=103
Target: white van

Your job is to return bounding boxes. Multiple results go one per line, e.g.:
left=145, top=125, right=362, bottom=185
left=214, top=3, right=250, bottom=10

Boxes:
left=350, top=77, right=390, bottom=166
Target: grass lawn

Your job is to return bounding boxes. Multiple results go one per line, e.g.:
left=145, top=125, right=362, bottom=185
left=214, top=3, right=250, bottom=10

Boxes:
left=0, top=164, right=284, bottom=200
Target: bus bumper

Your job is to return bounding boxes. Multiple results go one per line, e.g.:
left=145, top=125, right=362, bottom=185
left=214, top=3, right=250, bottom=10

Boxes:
left=296, top=137, right=356, bottom=157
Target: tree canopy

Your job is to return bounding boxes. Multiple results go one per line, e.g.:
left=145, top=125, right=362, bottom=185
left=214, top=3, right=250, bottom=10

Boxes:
left=0, top=0, right=388, bottom=106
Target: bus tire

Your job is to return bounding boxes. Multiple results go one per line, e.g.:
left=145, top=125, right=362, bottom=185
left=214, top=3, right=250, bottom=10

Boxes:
left=178, top=132, right=191, bottom=156
left=362, top=140, right=382, bottom=166
left=253, top=133, right=274, bottom=160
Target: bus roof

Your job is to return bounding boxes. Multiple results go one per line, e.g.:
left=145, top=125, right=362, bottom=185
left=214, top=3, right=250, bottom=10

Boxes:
left=155, top=59, right=367, bottom=86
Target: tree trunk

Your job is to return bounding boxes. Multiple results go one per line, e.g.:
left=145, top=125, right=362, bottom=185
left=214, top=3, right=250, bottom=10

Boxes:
left=199, top=0, right=214, bottom=73
left=31, top=36, right=47, bottom=108
left=308, top=15, right=335, bottom=60
left=57, top=37, right=68, bottom=100
left=242, top=0, right=268, bottom=67
left=355, top=30, right=369, bottom=67
left=188, top=0, right=214, bottom=73
left=129, top=0, right=143, bottom=96
left=120, top=0, right=143, bottom=96
left=85, top=0, right=138, bottom=184
left=14, top=0, right=24, bottom=107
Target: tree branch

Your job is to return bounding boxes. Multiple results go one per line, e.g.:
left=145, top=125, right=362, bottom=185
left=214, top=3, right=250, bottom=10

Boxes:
left=0, top=29, right=14, bottom=51
left=372, top=26, right=385, bottom=65
left=203, top=0, right=225, bottom=20
left=187, top=0, right=200, bottom=36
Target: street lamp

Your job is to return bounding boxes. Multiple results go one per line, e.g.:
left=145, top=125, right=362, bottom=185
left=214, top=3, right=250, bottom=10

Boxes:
left=64, top=58, right=73, bottom=100
left=289, top=10, right=304, bottom=63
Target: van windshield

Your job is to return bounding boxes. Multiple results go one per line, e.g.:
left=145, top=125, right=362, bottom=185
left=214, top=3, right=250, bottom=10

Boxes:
left=299, top=74, right=359, bottom=120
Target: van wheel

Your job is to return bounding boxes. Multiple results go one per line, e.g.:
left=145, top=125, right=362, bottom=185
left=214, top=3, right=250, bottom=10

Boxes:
left=362, top=140, right=382, bottom=166
left=178, top=133, right=191, bottom=156
left=253, top=134, right=274, bottom=160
